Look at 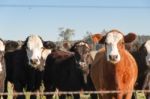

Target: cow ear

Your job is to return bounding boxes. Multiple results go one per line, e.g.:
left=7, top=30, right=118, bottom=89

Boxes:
left=124, top=33, right=136, bottom=43
left=92, top=34, right=105, bottom=44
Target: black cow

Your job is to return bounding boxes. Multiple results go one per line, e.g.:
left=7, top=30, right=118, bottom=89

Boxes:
left=44, top=41, right=96, bottom=99
left=4, top=40, right=23, bottom=91
left=131, top=40, right=150, bottom=98
left=0, top=39, right=6, bottom=92
left=5, top=35, right=51, bottom=99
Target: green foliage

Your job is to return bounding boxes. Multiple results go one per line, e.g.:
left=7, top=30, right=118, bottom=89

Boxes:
left=58, top=27, right=75, bottom=41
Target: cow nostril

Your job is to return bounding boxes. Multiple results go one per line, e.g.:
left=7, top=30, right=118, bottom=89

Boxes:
left=30, top=59, right=38, bottom=64
left=109, top=55, right=113, bottom=60
left=109, top=55, right=118, bottom=61
left=114, top=55, right=118, bottom=59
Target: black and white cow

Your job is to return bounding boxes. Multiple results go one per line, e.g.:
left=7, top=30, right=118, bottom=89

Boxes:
left=5, top=35, right=51, bottom=99
left=70, top=41, right=98, bottom=99
left=44, top=41, right=96, bottom=99
left=131, top=40, right=150, bottom=98
left=0, top=39, right=6, bottom=92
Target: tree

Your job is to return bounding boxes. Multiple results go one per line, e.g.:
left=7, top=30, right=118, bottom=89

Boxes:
left=58, top=27, right=75, bottom=41
left=83, top=31, right=92, bottom=43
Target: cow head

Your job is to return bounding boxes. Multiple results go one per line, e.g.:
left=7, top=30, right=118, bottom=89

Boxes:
left=70, top=41, right=93, bottom=83
left=142, top=40, right=150, bottom=67
left=92, top=29, right=136, bottom=64
left=0, top=39, right=5, bottom=72
left=23, top=35, right=44, bottom=69
left=5, top=40, right=23, bottom=52
left=70, top=41, right=92, bottom=72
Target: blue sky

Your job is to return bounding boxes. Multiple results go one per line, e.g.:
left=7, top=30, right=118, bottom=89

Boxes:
left=0, top=0, right=150, bottom=41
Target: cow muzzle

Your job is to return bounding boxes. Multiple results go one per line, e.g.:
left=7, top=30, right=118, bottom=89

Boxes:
left=108, top=54, right=120, bottom=64
left=109, top=55, right=118, bottom=61
left=29, top=58, right=40, bottom=66
left=79, top=61, right=89, bottom=84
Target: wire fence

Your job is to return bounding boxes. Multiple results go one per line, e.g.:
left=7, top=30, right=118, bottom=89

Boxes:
left=2, top=90, right=150, bottom=95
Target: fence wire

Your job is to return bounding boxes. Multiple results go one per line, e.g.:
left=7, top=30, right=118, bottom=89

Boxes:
left=0, top=90, right=150, bottom=96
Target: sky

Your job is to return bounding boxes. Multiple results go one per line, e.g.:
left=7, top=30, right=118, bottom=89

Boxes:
left=0, top=0, right=150, bottom=41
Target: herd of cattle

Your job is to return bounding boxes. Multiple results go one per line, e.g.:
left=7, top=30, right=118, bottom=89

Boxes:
left=0, top=29, right=150, bottom=99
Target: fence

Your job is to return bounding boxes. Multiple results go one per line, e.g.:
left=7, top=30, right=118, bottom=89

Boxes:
left=2, top=90, right=148, bottom=99
left=2, top=82, right=147, bottom=99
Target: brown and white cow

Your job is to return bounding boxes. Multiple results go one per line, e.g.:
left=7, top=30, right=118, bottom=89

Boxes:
left=90, top=29, right=138, bottom=99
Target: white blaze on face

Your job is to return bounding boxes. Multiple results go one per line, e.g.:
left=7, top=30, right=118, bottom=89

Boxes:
left=145, top=40, right=150, bottom=66
left=105, top=32, right=123, bottom=63
left=78, top=42, right=90, bottom=49
left=0, top=40, right=5, bottom=72
left=26, top=35, right=43, bottom=66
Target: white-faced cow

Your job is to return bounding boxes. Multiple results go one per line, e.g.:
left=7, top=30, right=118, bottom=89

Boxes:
left=0, top=39, right=6, bottom=92
left=44, top=41, right=96, bottom=99
left=5, top=35, right=51, bottom=99
left=90, top=29, right=138, bottom=99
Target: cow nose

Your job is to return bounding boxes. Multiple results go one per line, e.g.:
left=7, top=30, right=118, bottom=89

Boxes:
left=109, top=55, right=118, bottom=61
left=30, top=59, right=38, bottom=64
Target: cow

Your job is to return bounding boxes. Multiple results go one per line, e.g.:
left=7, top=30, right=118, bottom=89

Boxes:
left=90, top=29, right=138, bottom=99
left=131, top=40, right=150, bottom=98
left=44, top=41, right=96, bottom=99
left=4, top=40, right=24, bottom=90
left=69, top=41, right=98, bottom=98
left=0, top=39, right=6, bottom=92
left=5, top=35, right=51, bottom=99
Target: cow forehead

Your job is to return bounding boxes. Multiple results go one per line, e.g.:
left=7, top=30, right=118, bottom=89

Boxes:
left=27, top=35, right=43, bottom=49
left=145, top=40, right=150, bottom=53
left=0, top=40, right=5, bottom=51
left=77, top=42, right=89, bottom=48
left=106, top=32, right=123, bottom=44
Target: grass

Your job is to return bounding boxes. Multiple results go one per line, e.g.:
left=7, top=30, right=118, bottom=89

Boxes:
left=6, top=82, right=92, bottom=99
left=6, top=82, right=147, bottom=99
